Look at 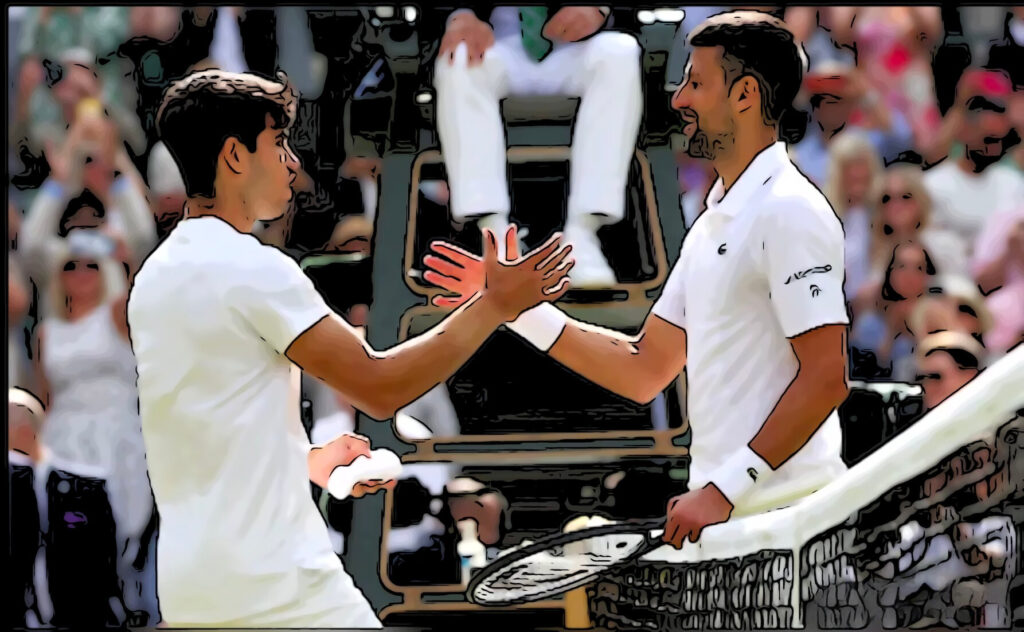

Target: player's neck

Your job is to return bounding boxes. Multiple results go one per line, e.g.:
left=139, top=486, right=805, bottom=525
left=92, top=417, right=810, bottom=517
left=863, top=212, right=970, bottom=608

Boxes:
left=715, top=128, right=778, bottom=191
left=184, top=193, right=255, bottom=233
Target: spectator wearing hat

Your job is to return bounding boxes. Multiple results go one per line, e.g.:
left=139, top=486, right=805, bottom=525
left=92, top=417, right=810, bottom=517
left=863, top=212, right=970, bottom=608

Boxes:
left=914, top=331, right=985, bottom=411
left=923, top=68, right=1024, bottom=253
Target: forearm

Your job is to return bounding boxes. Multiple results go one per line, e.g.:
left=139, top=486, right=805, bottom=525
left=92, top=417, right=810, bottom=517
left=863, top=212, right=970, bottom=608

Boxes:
left=749, top=369, right=849, bottom=469
left=21, top=179, right=71, bottom=278
left=110, top=175, right=158, bottom=258
left=300, top=294, right=508, bottom=420
left=548, top=322, right=664, bottom=404
left=367, top=295, right=507, bottom=417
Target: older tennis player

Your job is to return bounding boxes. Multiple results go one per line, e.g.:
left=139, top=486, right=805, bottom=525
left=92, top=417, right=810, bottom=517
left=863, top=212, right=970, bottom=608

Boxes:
left=423, top=11, right=851, bottom=549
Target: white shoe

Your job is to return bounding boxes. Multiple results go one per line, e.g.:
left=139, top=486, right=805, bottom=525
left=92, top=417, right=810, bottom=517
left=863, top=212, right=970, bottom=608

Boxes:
left=563, top=221, right=616, bottom=289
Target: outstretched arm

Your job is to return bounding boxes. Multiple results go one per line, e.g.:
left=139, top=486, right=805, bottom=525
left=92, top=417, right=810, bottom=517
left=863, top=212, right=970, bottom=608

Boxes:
left=287, top=230, right=572, bottom=420
left=423, top=228, right=687, bottom=404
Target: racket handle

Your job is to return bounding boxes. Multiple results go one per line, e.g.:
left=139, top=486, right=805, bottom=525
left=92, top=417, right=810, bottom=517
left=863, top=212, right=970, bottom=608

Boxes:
left=327, top=449, right=402, bottom=500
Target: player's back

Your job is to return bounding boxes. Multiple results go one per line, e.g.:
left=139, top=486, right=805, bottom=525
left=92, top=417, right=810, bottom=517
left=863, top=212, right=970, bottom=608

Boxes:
left=127, top=216, right=339, bottom=622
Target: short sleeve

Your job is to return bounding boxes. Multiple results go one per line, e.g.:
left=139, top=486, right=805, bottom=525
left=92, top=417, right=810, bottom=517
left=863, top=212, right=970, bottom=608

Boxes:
left=650, top=253, right=687, bottom=329
left=230, top=246, right=332, bottom=355
left=764, top=200, right=850, bottom=338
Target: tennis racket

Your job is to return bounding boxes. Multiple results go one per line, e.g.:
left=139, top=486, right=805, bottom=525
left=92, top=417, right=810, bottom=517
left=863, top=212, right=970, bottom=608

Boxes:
left=466, top=518, right=667, bottom=606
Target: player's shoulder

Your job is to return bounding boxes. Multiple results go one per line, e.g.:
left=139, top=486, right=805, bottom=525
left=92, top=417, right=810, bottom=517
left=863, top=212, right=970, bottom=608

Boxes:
left=760, top=165, right=841, bottom=231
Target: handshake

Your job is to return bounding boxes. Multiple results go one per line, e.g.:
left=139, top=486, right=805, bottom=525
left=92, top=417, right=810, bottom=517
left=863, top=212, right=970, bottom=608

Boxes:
left=423, top=224, right=574, bottom=316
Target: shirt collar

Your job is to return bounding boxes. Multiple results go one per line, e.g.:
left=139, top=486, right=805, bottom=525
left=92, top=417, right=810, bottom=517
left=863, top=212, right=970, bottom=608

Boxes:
left=705, top=142, right=791, bottom=218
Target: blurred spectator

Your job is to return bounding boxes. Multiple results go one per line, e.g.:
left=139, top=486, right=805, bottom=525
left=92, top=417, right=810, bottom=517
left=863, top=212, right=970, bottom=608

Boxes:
left=31, top=229, right=158, bottom=626
left=20, top=110, right=157, bottom=285
left=923, top=69, right=1024, bottom=251
left=8, top=388, right=47, bottom=628
left=434, top=6, right=640, bottom=288
left=846, top=7, right=945, bottom=149
left=19, top=108, right=159, bottom=625
left=972, top=204, right=1024, bottom=354
left=915, top=331, right=984, bottom=410
left=791, top=60, right=913, bottom=186
left=14, top=9, right=148, bottom=165
left=861, top=164, right=968, bottom=302
left=930, top=275, right=994, bottom=344
left=909, top=276, right=993, bottom=347
left=851, top=241, right=938, bottom=380
left=823, top=132, right=884, bottom=300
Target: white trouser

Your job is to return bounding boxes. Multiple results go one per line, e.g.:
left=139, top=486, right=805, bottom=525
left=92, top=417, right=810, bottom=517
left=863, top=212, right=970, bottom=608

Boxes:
left=434, top=32, right=643, bottom=224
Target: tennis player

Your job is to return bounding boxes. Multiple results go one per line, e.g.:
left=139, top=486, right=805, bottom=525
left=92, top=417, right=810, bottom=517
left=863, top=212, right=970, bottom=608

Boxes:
left=127, top=70, right=572, bottom=628
left=423, top=11, right=851, bottom=549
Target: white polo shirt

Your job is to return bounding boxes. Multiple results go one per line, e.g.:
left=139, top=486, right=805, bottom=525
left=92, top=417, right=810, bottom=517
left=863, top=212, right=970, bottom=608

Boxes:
left=128, top=216, right=380, bottom=627
left=652, top=142, right=850, bottom=515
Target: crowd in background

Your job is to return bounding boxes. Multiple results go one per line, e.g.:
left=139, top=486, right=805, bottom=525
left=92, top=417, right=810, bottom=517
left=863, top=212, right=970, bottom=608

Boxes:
left=7, top=5, right=1024, bottom=627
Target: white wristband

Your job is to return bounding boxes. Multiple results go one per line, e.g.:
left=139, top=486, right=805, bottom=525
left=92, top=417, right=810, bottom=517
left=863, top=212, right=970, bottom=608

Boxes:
left=707, top=446, right=773, bottom=507
left=506, top=303, right=568, bottom=352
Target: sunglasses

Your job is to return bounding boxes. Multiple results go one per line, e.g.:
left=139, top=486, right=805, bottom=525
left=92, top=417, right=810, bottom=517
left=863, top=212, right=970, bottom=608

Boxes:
left=881, top=191, right=913, bottom=205
left=63, top=261, right=100, bottom=272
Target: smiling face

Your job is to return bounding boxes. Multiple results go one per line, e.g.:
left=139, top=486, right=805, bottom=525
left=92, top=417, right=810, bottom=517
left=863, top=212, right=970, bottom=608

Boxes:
left=671, top=46, right=738, bottom=160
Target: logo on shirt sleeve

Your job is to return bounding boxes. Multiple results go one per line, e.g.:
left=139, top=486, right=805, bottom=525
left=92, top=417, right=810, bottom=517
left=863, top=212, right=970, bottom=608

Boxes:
left=784, top=264, right=832, bottom=285
left=810, top=285, right=822, bottom=297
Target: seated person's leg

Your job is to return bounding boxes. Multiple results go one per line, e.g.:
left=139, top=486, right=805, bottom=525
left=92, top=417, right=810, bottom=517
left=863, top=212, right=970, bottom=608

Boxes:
left=433, top=40, right=516, bottom=253
left=549, top=32, right=644, bottom=287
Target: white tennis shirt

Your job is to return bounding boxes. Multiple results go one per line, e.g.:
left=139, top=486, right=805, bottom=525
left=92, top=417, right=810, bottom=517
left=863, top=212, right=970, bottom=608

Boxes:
left=652, top=142, right=850, bottom=515
left=127, top=216, right=379, bottom=626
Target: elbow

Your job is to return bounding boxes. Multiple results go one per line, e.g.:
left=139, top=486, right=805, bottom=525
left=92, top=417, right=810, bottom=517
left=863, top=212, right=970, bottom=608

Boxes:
left=825, top=372, right=851, bottom=410
left=361, top=395, right=397, bottom=422
left=625, top=373, right=674, bottom=407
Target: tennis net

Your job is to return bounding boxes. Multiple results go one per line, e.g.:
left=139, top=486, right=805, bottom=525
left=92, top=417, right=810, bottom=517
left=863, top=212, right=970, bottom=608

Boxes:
left=590, top=347, right=1024, bottom=630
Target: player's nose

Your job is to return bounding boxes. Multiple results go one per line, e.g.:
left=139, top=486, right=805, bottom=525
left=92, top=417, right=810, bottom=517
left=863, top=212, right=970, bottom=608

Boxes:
left=671, top=85, right=691, bottom=112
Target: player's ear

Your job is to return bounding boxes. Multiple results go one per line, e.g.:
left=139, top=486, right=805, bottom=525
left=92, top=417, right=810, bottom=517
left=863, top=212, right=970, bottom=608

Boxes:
left=221, top=137, right=246, bottom=176
left=731, top=75, right=759, bottom=117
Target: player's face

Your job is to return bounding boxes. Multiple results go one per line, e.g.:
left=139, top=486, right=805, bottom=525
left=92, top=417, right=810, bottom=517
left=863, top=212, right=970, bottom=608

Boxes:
left=671, top=47, right=736, bottom=160
left=246, top=113, right=300, bottom=222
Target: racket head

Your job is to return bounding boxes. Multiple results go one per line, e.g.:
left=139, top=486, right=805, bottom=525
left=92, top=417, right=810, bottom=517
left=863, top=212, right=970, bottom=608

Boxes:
left=466, top=518, right=665, bottom=606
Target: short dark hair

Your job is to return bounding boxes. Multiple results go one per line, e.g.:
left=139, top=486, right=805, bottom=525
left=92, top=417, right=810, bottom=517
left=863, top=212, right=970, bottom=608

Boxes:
left=688, top=11, right=806, bottom=131
left=156, top=70, right=298, bottom=198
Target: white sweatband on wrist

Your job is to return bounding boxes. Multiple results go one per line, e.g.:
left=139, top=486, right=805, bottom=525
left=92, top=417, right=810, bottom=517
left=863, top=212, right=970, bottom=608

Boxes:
left=707, top=446, right=773, bottom=507
left=506, top=303, right=568, bottom=352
